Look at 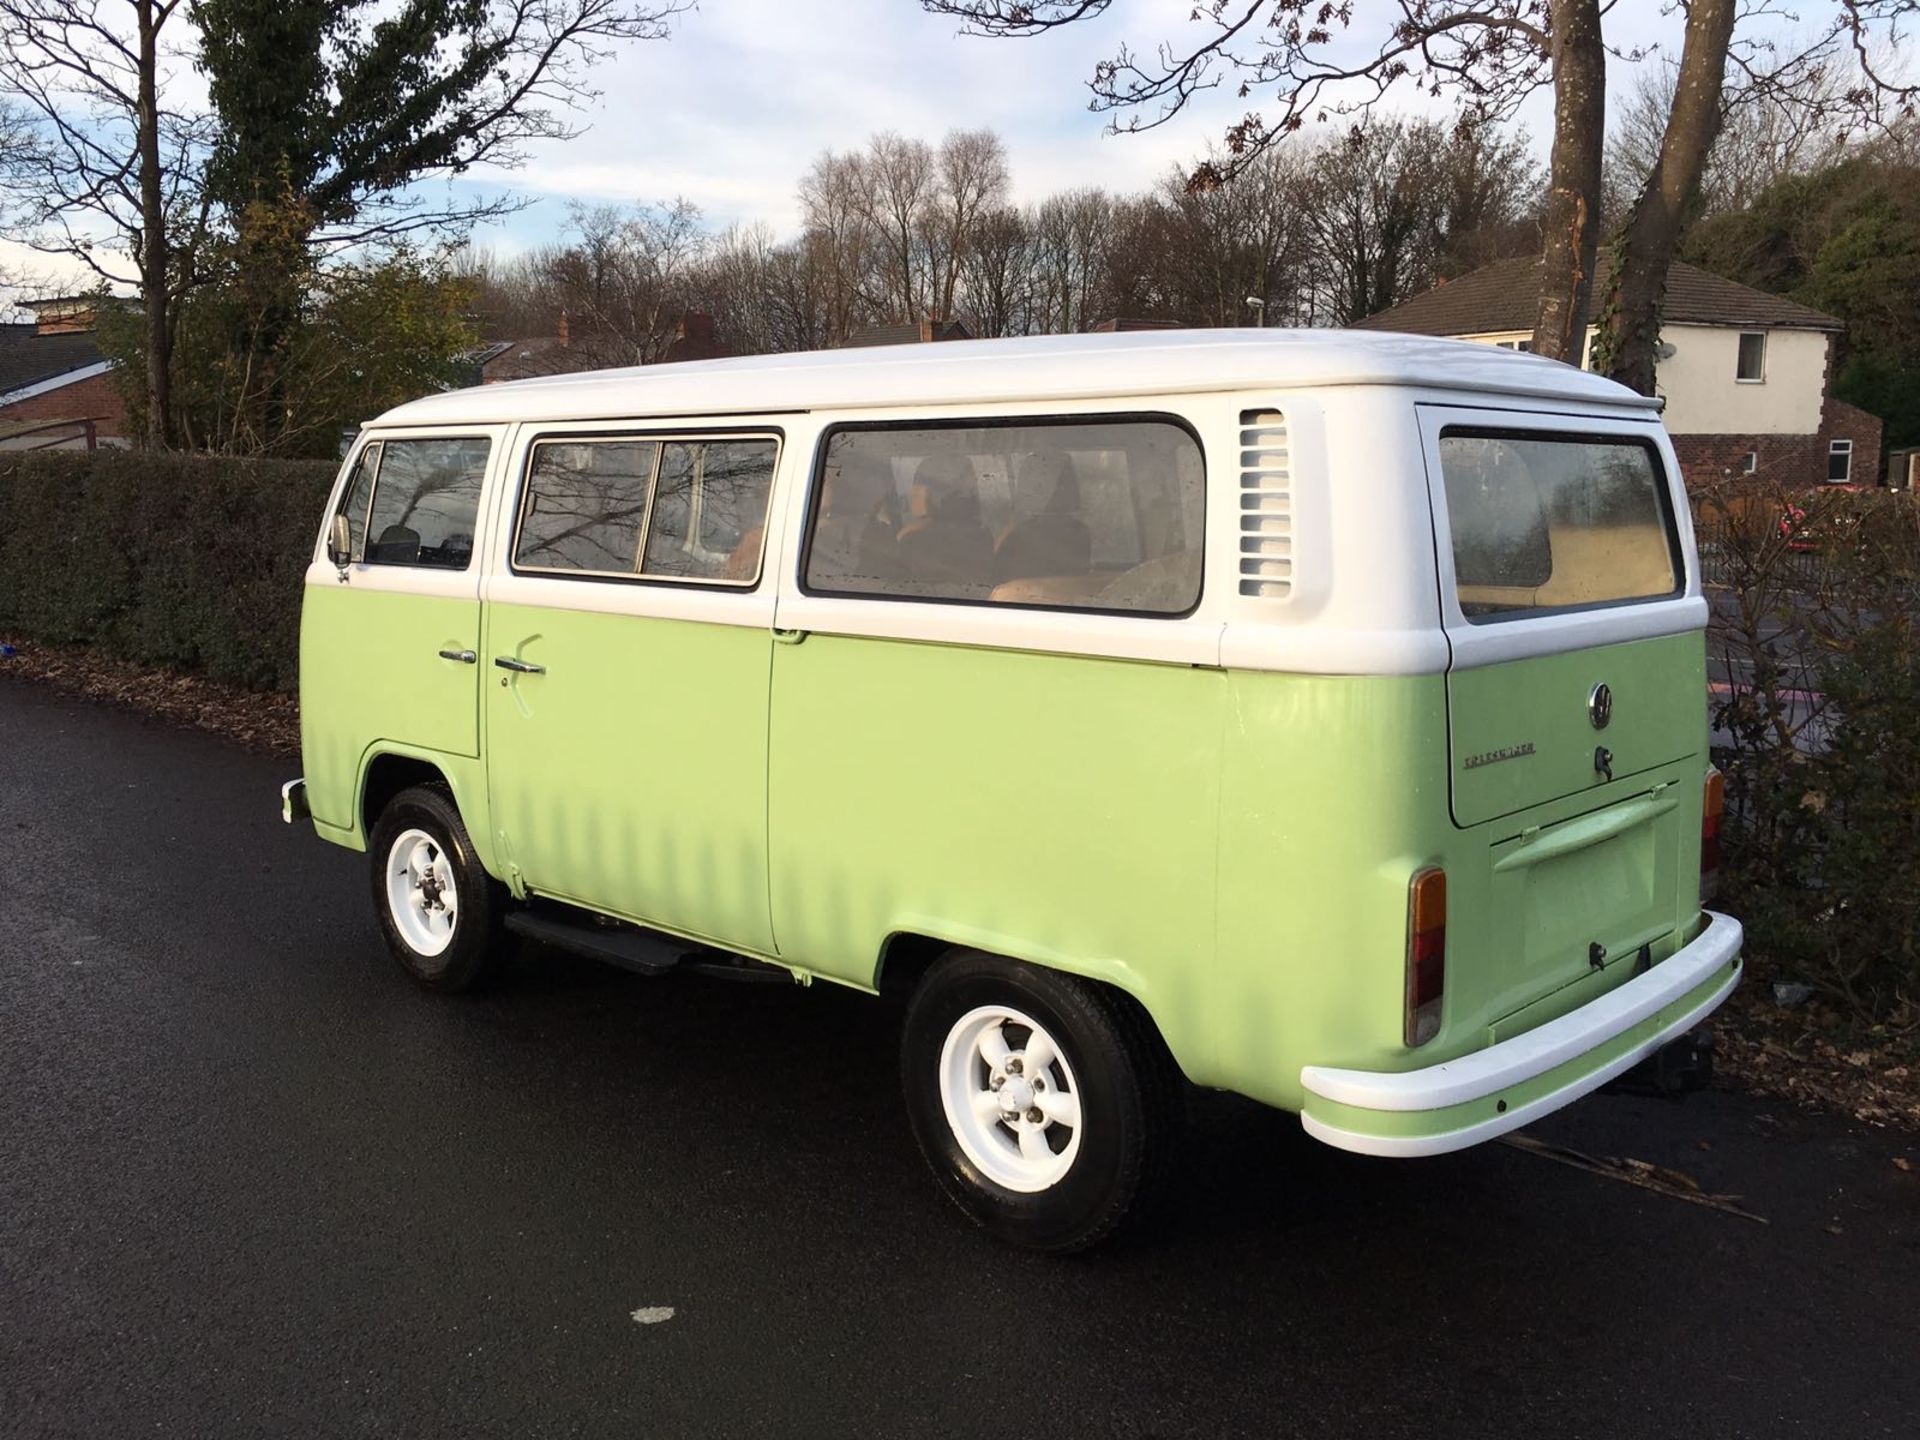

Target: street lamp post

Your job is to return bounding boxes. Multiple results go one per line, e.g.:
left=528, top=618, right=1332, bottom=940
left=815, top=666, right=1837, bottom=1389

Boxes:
left=1245, top=296, right=1267, bottom=328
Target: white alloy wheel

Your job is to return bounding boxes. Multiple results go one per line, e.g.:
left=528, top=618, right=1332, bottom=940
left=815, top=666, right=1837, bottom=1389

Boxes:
left=384, top=827, right=459, bottom=958
left=938, top=1004, right=1084, bottom=1194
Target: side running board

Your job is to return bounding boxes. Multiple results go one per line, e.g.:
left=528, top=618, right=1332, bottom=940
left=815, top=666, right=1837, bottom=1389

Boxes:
left=504, top=907, right=788, bottom=983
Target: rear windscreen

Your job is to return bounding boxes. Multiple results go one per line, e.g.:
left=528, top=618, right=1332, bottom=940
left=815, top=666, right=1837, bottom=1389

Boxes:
left=1439, top=430, right=1681, bottom=623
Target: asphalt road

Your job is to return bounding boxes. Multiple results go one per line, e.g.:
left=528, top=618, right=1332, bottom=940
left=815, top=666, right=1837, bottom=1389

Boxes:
left=3, top=678, right=1917, bottom=1440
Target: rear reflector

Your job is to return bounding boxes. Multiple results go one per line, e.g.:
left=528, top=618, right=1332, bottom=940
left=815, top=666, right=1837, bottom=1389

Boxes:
left=1701, top=768, right=1725, bottom=900
left=1405, top=867, right=1447, bottom=1048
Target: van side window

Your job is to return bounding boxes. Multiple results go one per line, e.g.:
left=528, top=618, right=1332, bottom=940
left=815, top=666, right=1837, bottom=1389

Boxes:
left=513, top=434, right=779, bottom=586
left=803, top=419, right=1204, bottom=615
left=363, top=438, right=489, bottom=569
left=335, top=442, right=381, bottom=563
left=642, top=440, right=778, bottom=582
left=1440, top=431, right=1680, bottom=622
left=516, top=440, right=661, bottom=574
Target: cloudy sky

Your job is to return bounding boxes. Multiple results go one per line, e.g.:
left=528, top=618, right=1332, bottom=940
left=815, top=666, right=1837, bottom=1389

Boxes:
left=5, top=0, right=1719, bottom=301
left=456, top=0, right=1572, bottom=251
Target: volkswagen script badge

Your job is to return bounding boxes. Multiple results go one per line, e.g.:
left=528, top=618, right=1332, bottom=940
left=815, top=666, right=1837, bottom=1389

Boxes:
left=1589, top=682, right=1613, bottom=730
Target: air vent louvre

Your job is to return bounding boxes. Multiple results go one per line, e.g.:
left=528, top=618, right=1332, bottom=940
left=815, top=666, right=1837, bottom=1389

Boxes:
left=1238, top=410, right=1290, bottom=598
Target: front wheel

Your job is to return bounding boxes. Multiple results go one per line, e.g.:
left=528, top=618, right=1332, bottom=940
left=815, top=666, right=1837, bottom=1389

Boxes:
left=900, top=950, right=1183, bottom=1252
left=367, top=784, right=503, bottom=993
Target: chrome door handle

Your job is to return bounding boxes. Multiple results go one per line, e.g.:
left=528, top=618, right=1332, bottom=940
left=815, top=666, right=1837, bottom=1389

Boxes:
left=438, top=648, right=477, bottom=664
left=493, top=655, right=545, bottom=674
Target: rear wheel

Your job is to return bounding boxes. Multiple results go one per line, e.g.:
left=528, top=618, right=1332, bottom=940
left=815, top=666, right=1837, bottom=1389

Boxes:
left=901, top=949, right=1183, bottom=1252
left=367, top=784, right=503, bottom=992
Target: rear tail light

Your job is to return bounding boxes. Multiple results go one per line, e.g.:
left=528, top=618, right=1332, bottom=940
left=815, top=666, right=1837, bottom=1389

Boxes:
left=1405, top=867, right=1447, bottom=1048
left=1701, top=768, right=1725, bottom=901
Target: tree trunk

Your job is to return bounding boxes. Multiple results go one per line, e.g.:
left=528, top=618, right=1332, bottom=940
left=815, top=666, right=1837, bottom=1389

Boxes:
left=135, top=0, right=172, bottom=448
left=1532, top=0, right=1607, bottom=363
left=1596, top=0, right=1737, bottom=395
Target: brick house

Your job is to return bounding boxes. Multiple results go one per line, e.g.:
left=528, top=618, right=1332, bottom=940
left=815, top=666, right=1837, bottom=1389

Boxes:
left=0, top=297, right=129, bottom=448
left=1353, top=258, right=1884, bottom=489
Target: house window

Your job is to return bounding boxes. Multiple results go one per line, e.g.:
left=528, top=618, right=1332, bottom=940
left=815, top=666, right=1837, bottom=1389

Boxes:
left=1828, top=439, right=1854, bottom=484
left=1736, top=332, right=1767, bottom=382
left=1582, top=333, right=1599, bottom=370
left=1494, top=338, right=1535, bottom=353
left=1742, top=451, right=1757, bottom=475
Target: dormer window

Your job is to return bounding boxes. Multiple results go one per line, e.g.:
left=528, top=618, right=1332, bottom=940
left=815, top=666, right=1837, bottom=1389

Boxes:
left=1736, top=332, right=1767, bottom=382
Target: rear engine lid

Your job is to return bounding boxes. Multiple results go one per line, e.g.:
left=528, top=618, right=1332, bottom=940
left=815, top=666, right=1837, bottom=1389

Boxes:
left=1449, top=634, right=1704, bottom=827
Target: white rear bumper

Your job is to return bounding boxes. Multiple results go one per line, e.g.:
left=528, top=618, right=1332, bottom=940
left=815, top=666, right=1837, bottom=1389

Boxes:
left=1299, top=910, right=1743, bottom=1157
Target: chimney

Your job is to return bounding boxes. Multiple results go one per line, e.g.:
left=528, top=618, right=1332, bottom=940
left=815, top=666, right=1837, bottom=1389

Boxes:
left=557, top=309, right=570, bottom=349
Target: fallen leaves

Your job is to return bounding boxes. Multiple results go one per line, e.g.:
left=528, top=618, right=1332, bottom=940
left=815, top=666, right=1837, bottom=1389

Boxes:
left=0, top=635, right=298, bottom=757
left=1713, top=985, right=1920, bottom=1134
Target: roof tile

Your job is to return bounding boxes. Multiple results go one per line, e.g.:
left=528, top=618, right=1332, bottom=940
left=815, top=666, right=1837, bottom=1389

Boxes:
left=0, top=325, right=108, bottom=397
left=1352, top=258, right=1842, bottom=336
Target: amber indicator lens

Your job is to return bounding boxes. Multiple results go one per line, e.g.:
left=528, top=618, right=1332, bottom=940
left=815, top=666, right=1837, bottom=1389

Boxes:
left=1405, top=867, right=1447, bottom=1048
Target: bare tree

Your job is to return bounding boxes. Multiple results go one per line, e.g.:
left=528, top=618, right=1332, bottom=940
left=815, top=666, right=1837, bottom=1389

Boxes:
left=1606, top=53, right=1853, bottom=223
left=920, top=0, right=1919, bottom=391
left=956, top=203, right=1033, bottom=337
left=1028, top=187, right=1115, bottom=334
left=0, top=0, right=212, bottom=445
left=927, top=129, right=1010, bottom=317
left=798, top=148, right=883, bottom=342
left=923, top=0, right=1607, bottom=362
left=862, top=132, right=938, bottom=320
left=1151, top=144, right=1312, bottom=326
left=544, top=199, right=710, bottom=365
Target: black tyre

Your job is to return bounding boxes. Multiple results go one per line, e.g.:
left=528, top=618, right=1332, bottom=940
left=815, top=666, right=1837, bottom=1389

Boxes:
left=900, top=949, right=1184, bottom=1252
left=367, top=783, right=504, bottom=993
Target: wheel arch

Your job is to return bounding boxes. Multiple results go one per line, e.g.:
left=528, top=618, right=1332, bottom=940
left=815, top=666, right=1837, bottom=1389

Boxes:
left=872, top=926, right=1190, bottom=1080
left=354, top=744, right=497, bottom=875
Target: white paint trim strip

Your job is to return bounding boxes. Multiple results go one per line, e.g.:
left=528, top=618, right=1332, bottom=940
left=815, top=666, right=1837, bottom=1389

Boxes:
left=1300, top=962, right=1739, bottom=1158
left=0, top=359, right=114, bottom=408
left=1300, top=910, right=1743, bottom=1113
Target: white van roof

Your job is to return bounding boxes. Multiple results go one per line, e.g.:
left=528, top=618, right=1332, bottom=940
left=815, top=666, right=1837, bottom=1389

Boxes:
left=377, top=328, right=1659, bottom=428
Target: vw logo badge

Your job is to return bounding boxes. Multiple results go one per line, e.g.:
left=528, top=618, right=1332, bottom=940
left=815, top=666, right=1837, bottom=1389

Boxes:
left=1589, top=682, right=1613, bottom=730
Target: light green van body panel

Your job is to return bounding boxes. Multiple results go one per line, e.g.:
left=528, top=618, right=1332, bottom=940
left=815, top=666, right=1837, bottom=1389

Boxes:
left=298, top=583, right=494, bottom=867
left=766, top=633, right=1226, bottom=1006
left=484, top=603, right=775, bottom=955
left=1448, top=633, right=1706, bottom=827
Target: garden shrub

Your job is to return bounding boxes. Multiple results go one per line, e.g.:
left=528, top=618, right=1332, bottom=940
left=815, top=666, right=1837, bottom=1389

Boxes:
left=0, top=449, right=336, bottom=691
left=1698, top=477, right=1920, bottom=1021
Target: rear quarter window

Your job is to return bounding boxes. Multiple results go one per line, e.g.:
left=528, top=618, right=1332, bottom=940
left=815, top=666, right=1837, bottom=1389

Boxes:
left=1439, top=431, right=1681, bottom=623
left=802, top=417, right=1205, bottom=616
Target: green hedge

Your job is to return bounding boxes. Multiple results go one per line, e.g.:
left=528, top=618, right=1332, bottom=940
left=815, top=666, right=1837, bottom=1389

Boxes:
left=0, top=449, right=337, bottom=692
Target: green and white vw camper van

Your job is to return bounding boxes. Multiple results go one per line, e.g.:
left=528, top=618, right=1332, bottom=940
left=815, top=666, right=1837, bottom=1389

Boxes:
left=283, top=331, right=1741, bottom=1250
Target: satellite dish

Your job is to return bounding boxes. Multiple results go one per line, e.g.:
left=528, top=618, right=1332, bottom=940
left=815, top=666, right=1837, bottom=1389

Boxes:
left=1655, top=342, right=1677, bottom=360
